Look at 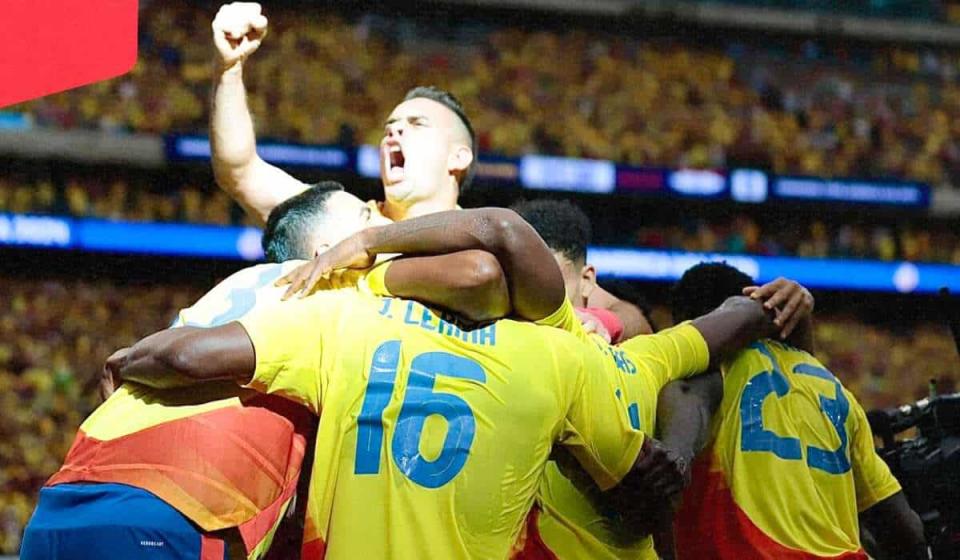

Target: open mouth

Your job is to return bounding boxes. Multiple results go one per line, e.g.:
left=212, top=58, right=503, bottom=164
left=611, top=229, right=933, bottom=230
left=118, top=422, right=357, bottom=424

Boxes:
left=384, top=142, right=406, bottom=184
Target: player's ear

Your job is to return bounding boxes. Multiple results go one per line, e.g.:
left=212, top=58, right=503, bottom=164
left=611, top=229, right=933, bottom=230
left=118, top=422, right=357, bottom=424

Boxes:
left=579, top=264, right=597, bottom=301
left=448, top=144, right=473, bottom=176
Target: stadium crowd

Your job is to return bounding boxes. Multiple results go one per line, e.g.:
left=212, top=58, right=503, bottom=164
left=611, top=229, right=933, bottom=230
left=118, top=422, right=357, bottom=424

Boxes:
left=9, top=2, right=960, bottom=188
left=3, top=172, right=959, bottom=263
left=0, top=271, right=954, bottom=555
left=0, top=277, right=202, bottom=554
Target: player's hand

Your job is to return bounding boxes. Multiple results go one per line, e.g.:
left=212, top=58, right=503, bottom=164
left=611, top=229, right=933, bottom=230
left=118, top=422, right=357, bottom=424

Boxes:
left=212, top=2, right=268, bottom=70
left=575, top=308, right=613, bottom=343
left=632, top=437, right=692, bottom=502
left=742, top=277, right=814, bottom=339
left=277, top=232, right=375, bottom=299
left=100, top=347, right=130, bottom=401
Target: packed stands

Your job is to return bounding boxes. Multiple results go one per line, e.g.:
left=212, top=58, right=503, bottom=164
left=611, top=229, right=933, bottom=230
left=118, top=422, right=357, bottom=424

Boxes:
left=0, top=276, right=202, bottom=554
left=8, top=2, right=960, bottom=189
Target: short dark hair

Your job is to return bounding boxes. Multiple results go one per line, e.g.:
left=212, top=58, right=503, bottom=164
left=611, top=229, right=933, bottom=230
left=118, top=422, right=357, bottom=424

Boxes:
left=510, top=198, right=591, bottom=263
left=671, top=262, right=754, bottom=323
left=262, top=181, right=345, bottom=263
left=404, top=86, right=477, bottom=192
left=600, top=279, right=658, bottom=333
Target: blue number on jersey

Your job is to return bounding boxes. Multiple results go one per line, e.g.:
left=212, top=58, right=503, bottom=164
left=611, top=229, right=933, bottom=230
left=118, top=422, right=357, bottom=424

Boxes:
left=794, top=363, right=851, bottom=474
left=355, top=341, right=402, bottom=475
left=354, top=341, right=488, bottom=488
left=739, top=343, right=802, bottom=461
left=739, top=342, right=851, bottom=474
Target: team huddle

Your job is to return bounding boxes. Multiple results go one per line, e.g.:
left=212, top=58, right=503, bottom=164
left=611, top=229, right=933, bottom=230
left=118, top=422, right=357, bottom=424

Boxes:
left=19, top=3, right=929, bottom=560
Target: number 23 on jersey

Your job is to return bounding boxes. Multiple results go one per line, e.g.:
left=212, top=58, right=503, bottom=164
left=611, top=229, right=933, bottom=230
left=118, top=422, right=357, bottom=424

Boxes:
left=739, top=343, right=851, bottom=475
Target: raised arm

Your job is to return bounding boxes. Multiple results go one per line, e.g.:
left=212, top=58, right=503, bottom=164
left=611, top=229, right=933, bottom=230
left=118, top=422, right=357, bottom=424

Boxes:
left=211, top=2, right=310, bottom=225
left=383, top=251, right=510, bottom=323
left=281, top=208, right=565, bottom=321
left=109, top=323, right=255, bottom=389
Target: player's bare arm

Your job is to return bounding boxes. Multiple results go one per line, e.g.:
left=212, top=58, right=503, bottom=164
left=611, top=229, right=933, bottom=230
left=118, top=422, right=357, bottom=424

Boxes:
left=384, top=251, right=510, bottom=323
left=657, top=371, right=723, bottom=469
left=280, top=207, right=565, bottom=321
left=110, top=323, right=255, bottom=389
left=211, top=2, right=310, bottom=225
left=860, top=491, right=928, bottom=560
left=743, top=277, right=816, bottom=351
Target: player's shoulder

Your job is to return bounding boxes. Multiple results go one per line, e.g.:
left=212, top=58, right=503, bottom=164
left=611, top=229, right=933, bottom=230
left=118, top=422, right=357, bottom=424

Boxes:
left=220, top=261, right=305, bottom=289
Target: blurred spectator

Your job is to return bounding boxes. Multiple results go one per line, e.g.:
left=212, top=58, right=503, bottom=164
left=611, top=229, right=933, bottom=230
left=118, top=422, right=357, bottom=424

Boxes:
left=633, top=214, right=960, bottom=264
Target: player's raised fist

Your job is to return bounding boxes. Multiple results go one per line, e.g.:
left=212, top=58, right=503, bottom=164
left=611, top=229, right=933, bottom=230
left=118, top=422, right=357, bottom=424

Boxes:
left=212, top=2, right=268, bottom=69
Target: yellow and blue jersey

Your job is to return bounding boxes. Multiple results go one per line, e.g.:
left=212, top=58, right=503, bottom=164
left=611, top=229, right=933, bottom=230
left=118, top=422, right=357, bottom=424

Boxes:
left=674, top=340, right=901, bottom=559
left=523, top=301, right=711, bottom=559
left=236, top=291, right=647, bottom=560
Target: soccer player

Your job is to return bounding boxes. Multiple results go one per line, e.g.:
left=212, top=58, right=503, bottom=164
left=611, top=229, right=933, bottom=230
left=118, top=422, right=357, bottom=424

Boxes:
left=208, top=3, right=640, bottom=328
left=112, top=204, right=801, bottom=559
left=210, top=2, right=474, bottom=226
left=511, top=198, right=654, bottom=341
left=18, top=183, right=520, bottom=560
left=670, top=262, right=927, bottom=560
left=505, top=197, right=723, bottom=559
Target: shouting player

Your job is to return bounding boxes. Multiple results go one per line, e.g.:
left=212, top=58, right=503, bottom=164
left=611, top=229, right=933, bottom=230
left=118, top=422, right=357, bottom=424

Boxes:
left=670, top=262, right=927, bottom=560
left=210, top=2, right=474, bottom=225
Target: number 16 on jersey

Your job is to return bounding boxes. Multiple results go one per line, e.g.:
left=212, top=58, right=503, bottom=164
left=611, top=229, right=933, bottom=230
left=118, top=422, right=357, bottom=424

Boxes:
left=354, top=340, right=488, bottom=488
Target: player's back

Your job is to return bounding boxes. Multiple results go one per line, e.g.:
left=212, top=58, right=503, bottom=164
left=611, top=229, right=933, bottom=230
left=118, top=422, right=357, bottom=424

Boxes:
left=239, top=292, right=641, bottom=560
left=36, top=262, right=314, bottom=559
left=675, top=340, right=901, bottom=559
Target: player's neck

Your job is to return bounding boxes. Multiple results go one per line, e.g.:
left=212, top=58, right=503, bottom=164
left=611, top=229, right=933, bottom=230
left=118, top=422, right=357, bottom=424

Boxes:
left=383, top=191, right=459, bottom=221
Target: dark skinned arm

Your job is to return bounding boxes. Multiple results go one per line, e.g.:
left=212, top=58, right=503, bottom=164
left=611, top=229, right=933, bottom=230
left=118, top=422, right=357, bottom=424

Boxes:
left=743, top=278, right=816, bottom=354
left=279, top=207, right=565, bottom=321
left=860, top=492, right=928, bottom=560
left=109, top=323, right=255, bottom=389
left=656, top=371, right=723, bottom=470
left=648, top=371, right=724, bottom=559
left=382, top=250, right=510, bottom=323
left=691, top=295, right=779, bottom=370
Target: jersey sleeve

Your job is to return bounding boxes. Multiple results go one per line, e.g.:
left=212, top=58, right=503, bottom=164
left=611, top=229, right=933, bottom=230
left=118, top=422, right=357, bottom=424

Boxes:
left=848, top=394, right=902, bottom=512
left=618, top=322, right=710, bottom=391
left=535, top=299, right=588, bottom=340
left=558, top=342, right=645, bottom=491
left=236, top=291, right=352, bottom=414
left=174, top=262, right=302, bottom=328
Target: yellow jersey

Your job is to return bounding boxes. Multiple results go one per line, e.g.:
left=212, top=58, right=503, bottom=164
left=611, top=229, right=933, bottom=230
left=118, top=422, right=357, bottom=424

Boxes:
left=523, top=302, right=710, bottom=560
left=236, top=291, right=647, bottom=559
left=674, top=340, right=901, bottom=559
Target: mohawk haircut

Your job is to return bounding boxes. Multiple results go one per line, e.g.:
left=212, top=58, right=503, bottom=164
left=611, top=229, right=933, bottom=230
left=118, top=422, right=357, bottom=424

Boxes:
left=404, top=86, right=477, bottom=192
left=671, top=262, right=754, bottom=323
left=261, top=181, right=345, bottom=263
left=510, top=198, right=591, bottom=264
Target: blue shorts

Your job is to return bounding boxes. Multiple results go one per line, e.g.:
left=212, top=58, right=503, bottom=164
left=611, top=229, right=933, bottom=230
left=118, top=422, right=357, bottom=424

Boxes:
left=20, top=483, right=228, bottom=560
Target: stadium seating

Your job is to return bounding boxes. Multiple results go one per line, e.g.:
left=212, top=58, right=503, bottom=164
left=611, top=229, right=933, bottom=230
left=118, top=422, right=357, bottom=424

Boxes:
left=7, top=3, right=960, bottom=189
left=2, top=173, right=957, bottom=263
